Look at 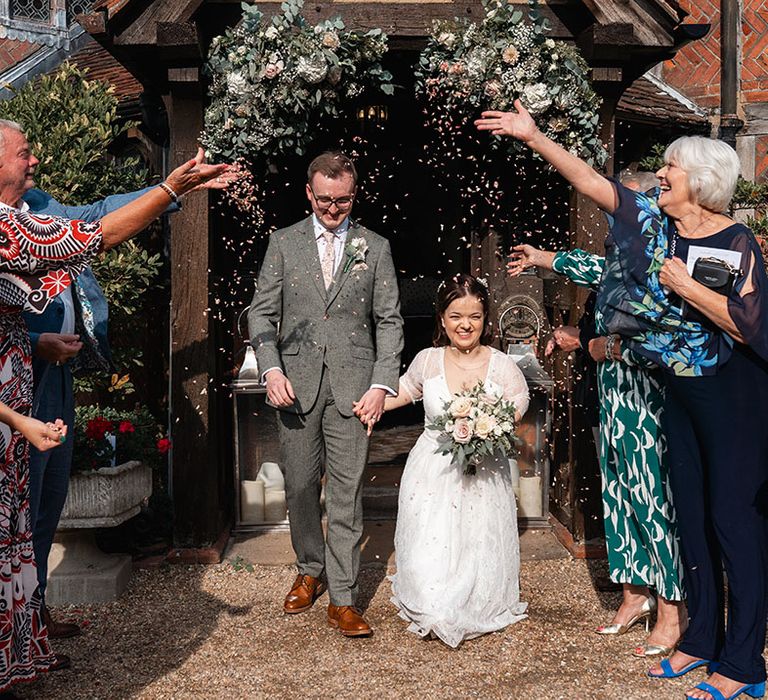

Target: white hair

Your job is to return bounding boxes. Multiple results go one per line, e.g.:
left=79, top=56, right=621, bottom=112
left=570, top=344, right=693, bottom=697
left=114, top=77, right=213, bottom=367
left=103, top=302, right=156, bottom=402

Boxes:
left=664, top=136, right=741, bottom=212
left=0, top=119, right=24, bottom=154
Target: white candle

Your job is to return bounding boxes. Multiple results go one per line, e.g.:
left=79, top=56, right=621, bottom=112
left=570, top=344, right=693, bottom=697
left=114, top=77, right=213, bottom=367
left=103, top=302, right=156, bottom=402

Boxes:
left=264, top=489, right=287, bottom=521
left=240, top=480, right=265, bottom=523
left=518, top=475, right=543, bottom=518
left=508, top=458, right=520, bottom=492
left=257, top=461, right=284, bottom=491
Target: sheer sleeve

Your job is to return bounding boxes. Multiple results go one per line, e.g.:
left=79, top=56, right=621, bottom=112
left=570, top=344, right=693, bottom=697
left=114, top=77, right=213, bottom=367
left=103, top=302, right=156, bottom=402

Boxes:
left=399, top=348, right=433, bottom=403
left=727, top=227, right=768, bottom=360
left=494, top=352, right=530, bottom=418
left=0, top=209, right=103, bottom=313
left=552, top=249, right=605, bottom=290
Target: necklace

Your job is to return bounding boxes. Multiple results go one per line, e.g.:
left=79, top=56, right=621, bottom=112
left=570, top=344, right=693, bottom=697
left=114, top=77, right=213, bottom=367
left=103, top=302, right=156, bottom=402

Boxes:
left=670, top=212, right=719, bottom=257
left=445, top=347, right=488, bottom=370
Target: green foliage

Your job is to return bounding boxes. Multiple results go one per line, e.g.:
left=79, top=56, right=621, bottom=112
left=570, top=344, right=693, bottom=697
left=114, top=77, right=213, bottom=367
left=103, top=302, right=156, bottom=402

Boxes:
left=638, top=143, right=666, bottom=173
left=0, top=62, right=148, bottom=204
left=202, top=0, right=393, bottom=163
left=414, top=0, right=605, bottom=166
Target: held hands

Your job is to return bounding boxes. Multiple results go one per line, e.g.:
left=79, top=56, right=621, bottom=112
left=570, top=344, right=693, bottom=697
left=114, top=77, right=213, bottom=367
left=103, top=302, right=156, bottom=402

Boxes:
left=474, top=100, right=539, bottom=143
left=35, top=333, right=82, bottom=364
left=265, top=369, right=296, bottom=408
left=545, top=326, right=581, bottom=356
left=588, top=337, right=608, bottom=363
left=164, top=148, right=231, bottom=197
left=352, top=388, right=387, bottom=436
left=17, top=416, right=67, bottom=451
left=659, top=257, right=693, bottom=296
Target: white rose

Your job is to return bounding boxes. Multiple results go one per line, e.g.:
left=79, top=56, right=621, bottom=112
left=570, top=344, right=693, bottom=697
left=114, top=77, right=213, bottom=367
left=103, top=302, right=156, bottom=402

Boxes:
left=437, top=31, right=456, bottom=49
left=450, top=396, right=473, bottom=418
left=545, top=39, right=556, bottom=49
left=264, top=26, right=280, bottom=40
left=474, top=414, right=497, bottom=440
left=226, top=71, right=248, bottom=96
left=521, top=82, right=552, bottom=114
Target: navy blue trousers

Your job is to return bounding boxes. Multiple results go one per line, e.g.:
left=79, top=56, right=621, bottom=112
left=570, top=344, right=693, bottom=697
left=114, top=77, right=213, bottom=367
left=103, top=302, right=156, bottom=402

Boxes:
left=664, top=345, right=768, bottom=684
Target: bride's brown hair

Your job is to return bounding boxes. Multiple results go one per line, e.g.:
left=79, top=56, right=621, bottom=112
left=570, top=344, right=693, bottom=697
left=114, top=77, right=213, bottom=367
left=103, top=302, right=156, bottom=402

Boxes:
left=432, top=273, right=494, bottom=347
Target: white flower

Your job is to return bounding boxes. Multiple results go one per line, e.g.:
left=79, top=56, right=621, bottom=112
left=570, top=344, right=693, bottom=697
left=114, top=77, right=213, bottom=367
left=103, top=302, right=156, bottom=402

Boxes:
left=226, top=71, right=248, bottom=96
left=296, top=52, right=328, bottom=83
left=474, top=413, right=497, bottom=440
left=548, top=116, right=568, bottom=132
left=500, top=421, right=512, bottom=433
left=437, top=31, right=457, bottom=49
left=263, top=59, right=284, bottom=79
left=484, top=80, right=502, bottom=98
left=545, top=39, right=556, bottom=49
left=237, top=46, right=247, bottom=56
left=522, top=82, right=552, bottom=114
left=264, top=26, right=280, bottom=40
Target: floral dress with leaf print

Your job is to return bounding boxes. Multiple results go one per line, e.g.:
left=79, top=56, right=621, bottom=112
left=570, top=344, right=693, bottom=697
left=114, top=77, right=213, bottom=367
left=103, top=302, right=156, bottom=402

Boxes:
left=0, top=206, right=102, bottom=690
left=552, top=249, right=684, bottom=601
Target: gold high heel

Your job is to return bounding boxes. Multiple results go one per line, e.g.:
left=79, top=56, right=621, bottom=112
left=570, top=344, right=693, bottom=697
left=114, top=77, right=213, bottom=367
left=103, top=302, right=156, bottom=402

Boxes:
left=632, top=642, right=674, bottom=658
left=595, top=596, right=656, bottom=635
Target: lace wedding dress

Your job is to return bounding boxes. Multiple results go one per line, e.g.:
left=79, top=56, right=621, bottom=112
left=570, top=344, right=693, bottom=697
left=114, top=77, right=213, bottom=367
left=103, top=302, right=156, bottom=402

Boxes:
left=390, top=346, right=530, bottom=648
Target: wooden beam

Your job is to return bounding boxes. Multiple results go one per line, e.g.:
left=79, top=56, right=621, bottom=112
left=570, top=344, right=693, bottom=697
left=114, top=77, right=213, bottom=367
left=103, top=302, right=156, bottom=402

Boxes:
left=167, top=86, right=228, bottom=546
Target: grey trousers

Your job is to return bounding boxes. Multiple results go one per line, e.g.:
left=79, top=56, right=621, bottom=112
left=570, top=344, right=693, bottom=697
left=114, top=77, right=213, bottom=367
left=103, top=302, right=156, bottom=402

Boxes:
left=277, top=368, right=369, bottom=606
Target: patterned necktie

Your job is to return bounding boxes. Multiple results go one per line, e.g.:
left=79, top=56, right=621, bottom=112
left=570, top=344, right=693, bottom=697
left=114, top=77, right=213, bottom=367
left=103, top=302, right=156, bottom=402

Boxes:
left=321, top=229, right=336, bottom=289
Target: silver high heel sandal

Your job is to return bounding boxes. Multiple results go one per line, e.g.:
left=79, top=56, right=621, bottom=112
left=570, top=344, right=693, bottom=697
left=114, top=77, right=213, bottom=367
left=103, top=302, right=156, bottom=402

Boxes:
left=595, top=596, right=656, bottom=635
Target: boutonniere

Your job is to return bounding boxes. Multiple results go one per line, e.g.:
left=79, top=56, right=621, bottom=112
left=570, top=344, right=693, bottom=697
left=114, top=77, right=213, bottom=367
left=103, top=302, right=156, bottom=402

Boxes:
left=343, top=237, right=369, bottom=273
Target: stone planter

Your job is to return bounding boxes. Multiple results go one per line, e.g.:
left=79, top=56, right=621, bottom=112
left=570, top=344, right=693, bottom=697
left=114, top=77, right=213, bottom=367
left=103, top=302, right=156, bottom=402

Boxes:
left=47, top=460, right=152, bottom=605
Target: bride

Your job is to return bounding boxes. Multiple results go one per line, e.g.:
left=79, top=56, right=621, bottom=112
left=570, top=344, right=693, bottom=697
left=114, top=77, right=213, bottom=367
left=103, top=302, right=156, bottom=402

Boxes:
left=382, top=273, right=530, bottom=647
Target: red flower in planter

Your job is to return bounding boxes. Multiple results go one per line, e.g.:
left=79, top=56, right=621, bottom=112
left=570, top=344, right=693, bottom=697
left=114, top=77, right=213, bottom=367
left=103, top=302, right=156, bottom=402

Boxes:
left=156, top=437, right=171, bottom=455
left=118, top=420, right=135, bottom=434
left=86, top=417, right=114, bottom=442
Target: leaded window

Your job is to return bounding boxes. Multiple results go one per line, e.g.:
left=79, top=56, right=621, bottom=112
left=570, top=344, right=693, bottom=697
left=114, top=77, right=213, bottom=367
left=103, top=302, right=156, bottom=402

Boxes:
left=9, top=0, right=51, bottom=23
left=67, top=0, right=93, bottom=24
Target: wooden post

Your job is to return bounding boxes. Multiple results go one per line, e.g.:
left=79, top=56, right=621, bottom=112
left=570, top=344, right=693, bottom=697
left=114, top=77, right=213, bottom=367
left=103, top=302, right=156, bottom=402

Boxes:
left=167, top=77, right=228, bottom=546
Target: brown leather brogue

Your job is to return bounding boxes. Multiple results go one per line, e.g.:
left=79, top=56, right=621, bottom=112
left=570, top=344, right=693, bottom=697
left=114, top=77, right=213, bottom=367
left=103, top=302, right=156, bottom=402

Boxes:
left=283, top=574, right=326, bottom=614
left=327, top=604, right=372, bottom=637
left=42, top=605, right=81, bottom=639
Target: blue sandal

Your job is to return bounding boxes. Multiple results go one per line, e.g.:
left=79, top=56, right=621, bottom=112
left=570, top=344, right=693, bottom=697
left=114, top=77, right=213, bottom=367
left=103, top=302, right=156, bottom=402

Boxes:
left=648, top=658, right=711, bottom=679
left=685, top=680, right=765, bottom=700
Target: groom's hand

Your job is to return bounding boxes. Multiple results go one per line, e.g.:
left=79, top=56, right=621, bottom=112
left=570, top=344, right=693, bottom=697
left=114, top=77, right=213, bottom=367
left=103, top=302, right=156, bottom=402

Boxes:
left=352, top=388, right=386, bottom=433
left=265, top=370, right=295, bottom=407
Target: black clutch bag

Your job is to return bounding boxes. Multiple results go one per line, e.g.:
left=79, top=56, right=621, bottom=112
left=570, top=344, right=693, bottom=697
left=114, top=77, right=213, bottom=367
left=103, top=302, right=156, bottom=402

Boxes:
left=681, top=256, right=741, bottom=319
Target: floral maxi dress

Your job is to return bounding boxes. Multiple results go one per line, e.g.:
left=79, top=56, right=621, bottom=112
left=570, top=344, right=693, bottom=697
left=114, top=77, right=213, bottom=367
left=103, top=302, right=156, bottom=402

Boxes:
left=0, top=207, right=102, bottom=690
left=552, top=250, right=684, bottom=601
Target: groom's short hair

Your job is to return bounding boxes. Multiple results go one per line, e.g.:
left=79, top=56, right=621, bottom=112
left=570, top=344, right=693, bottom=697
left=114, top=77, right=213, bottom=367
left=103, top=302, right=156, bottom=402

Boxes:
left=307, top=151, right=357, bottom=186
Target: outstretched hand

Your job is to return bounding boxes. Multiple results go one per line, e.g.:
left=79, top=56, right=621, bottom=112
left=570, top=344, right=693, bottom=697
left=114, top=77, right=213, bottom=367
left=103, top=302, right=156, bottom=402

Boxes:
left=474, top=100, right=539, bottom=142
left=188, top=148, right=244, bottom=192
left=507, top=244, right=546, bottom=276
left=165, top=148, right=231, bottom=197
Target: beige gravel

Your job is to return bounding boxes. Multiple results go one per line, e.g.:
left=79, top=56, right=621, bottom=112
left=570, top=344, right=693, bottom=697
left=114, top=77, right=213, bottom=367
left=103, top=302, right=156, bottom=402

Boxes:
left=21, top=559, right=732, bottom=700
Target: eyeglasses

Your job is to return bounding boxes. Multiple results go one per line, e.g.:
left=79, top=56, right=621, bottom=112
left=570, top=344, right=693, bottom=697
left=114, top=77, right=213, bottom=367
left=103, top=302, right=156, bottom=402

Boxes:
left=308, top=184, right=355, bottom=211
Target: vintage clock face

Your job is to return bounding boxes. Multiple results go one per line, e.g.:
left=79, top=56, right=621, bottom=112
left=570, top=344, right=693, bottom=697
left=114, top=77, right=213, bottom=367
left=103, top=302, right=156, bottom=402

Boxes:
left=498, top=295, right=542, bottom=341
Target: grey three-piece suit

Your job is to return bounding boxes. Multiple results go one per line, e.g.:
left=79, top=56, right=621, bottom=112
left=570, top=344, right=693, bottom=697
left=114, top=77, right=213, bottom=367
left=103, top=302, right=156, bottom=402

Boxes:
left=248, top=215, right=403, bottom=605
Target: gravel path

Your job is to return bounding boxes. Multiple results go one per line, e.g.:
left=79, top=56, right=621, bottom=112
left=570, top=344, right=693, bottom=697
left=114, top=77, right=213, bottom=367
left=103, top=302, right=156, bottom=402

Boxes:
left=22, top=559, right=724, bottom=700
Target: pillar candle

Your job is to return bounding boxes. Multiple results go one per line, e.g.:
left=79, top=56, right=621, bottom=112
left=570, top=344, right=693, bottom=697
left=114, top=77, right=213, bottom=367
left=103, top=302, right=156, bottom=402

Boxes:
left=518, top=475, right=543, bottom=518
left=257, top=461, right=284, bottom=491
left=240, top=480, right=265, bottom=523
left=508, top=458, right=520, bottom=492
left=264, top=489, right=287, bottom=521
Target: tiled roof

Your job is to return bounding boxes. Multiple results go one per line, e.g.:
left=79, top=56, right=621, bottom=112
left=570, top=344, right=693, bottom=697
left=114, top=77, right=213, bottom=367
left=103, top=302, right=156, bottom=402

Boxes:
left=0, top=37, right=42, bottom=73
left=69, top=38, right=142, bottom=104
left=617, top=76, right=710, bottom=127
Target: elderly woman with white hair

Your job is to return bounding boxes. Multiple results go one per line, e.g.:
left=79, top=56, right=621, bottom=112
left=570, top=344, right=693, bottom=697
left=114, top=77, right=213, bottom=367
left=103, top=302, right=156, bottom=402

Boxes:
left=478, top=103, right=768, bottom=700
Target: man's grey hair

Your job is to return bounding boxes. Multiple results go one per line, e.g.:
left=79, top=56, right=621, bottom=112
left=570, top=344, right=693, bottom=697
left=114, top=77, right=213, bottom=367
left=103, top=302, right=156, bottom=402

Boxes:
left=619, top=169, right=660, bottom=193
left=0, top=119, right=24, bottom=153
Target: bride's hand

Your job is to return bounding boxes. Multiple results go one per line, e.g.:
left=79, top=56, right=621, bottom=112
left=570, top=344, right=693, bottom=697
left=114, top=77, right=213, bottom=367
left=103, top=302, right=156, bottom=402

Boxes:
left=474, top=100, right=539, bottom=143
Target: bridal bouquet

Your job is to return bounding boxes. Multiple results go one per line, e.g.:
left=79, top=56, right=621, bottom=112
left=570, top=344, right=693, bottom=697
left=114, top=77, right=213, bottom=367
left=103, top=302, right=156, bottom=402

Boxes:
left=427, top=382, right=519, bottom=476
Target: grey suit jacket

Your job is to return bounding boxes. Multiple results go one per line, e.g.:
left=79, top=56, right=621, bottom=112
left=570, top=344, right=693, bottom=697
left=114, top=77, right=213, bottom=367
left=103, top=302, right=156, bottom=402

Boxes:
left=248, top=216, right=404, bottom=417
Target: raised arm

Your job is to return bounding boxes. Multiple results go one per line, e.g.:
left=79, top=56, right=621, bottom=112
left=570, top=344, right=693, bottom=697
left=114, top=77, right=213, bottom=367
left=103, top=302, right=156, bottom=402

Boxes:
left=99, top=151, right=228, bottom=250
left=475, top=100, right=617, bottom=213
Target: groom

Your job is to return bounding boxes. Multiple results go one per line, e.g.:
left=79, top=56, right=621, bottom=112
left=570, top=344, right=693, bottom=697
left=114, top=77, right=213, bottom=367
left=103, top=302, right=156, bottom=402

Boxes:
left=248, top=152, right=403, bottom=636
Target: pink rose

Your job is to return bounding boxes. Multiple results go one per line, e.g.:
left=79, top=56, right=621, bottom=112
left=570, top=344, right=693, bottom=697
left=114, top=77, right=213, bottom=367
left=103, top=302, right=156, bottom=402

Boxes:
left=452, top=418, right=473, bottom=444
left=449, top=396, right=473, bottom=418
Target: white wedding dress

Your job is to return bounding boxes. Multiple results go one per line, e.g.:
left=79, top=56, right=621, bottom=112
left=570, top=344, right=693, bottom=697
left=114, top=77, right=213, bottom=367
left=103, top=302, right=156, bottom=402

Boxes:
left=390, top=346, right=531, bottom=648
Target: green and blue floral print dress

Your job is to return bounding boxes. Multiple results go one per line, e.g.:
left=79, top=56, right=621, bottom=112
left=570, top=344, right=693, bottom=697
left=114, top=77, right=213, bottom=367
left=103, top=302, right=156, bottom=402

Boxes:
left=552, top=246, right=684, bottom=601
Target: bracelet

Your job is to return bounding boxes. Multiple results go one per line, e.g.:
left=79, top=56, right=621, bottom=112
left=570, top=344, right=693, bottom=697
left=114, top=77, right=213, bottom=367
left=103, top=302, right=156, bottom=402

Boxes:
left=604, top=334, right=617, bottom=362
left=158, top=181, right=178, bottom=202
